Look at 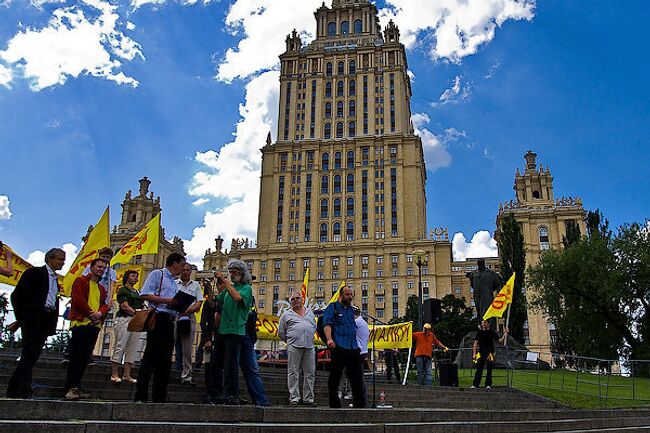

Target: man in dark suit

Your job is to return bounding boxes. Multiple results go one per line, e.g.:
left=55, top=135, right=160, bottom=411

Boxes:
left=6, top=248, right=66, bottom=398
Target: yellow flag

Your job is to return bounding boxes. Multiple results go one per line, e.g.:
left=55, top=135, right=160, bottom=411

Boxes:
left=113, top=265, right=145, bottom=299
left=300, top=267, right=309, bottom=303
left=482, top=272, right=516, bottom=321
left=327, top=280, right=346, bottom=305
left=111, top=213, right=160, bottom=266
left=0, top=243, right=34, bottom=286
left=62, top=207, right=111, bottom=297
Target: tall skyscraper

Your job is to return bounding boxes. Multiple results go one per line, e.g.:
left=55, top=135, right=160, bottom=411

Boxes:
left=205, top=0, right=453, bottom=319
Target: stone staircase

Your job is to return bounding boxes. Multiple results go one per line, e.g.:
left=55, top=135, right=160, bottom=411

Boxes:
left=0, top=353, right=648, bottom=432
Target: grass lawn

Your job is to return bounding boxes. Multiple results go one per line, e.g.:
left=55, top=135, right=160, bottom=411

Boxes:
left=454, top=368, right=650, bottom=409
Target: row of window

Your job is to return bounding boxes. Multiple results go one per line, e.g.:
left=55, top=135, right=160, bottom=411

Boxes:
left=325, top=60, right=356, bottom=77
left=327, top=19, right=363, bottom=37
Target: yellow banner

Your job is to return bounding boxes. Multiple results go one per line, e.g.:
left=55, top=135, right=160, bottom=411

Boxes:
left=113, top=265, right=145, bottom=298
left=369, top=321, right=413, bottom=350
left=111, top=213, right=160, bottom=266
left=0, top=244, right=33, bottom=286
left=256, top=312, right=412, bottom=350
left=483, top=272, right=516, bottom=321
left=62, top=207, right=111, bottom=297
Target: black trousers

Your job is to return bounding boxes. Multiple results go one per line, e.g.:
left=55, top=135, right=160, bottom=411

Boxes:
left=473, top=352, right=494, bottom=387
left=6, top=315, right=50, bottom=398
left=207, top=334, right=242, bottom=403
left=385, top=350, right=401, bottom=382
left=135, top=312, right=175, bottom=402
left=65, top=325, right=100, bottom=391
left=328, top=347, right=365, bottom=408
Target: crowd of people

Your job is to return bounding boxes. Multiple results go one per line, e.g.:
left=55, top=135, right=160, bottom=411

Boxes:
left=3, top=245, right=509, bottom=406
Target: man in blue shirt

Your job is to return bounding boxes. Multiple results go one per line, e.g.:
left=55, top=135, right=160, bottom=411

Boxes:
left=323, top=285, right=365, bottom=408
left=134, top=252, right=185, bottom=403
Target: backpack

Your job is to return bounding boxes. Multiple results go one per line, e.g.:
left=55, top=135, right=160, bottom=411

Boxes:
left=246, top=296, right=258, bottom=342
left=316, top=302, right=338, bottom=343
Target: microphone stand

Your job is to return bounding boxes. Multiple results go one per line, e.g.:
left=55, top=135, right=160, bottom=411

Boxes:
left=361, top=311, right=387, bottom=408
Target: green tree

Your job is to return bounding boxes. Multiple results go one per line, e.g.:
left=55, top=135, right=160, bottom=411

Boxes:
left=562, top=219, right=582, bottom=248
left=399, top=294, right=420, bottom=326
left=434, top=294, right=476, bottom=349
left=496, top=213, right=527, bottom=343
left=529, top=216, right=649, bottom=368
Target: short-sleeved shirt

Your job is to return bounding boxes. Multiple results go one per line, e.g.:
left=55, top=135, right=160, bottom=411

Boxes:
left=322, top=302, right=357, bottom=350
left=115, top=286, right=143, bottom=318
left=474, top=329, right=500, bottom=354
left=140, top=268, right=179, bottom=317
left=355, top=316, right=369, bottom=355
left=278, top=308, right=317, bottom=349
left=175, top=279, right=203, bottom=322
left=216, top=283, right=252, bottom=335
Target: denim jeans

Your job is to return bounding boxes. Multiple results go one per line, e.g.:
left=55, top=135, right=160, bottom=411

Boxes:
left=416, top=356, right=432, bottom=385
left=240, top=335, right=270, bottom=406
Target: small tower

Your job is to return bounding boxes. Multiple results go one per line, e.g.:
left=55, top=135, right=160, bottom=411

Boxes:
left=497, top=151, right=586, bottom=358
left=285, top=29, right=302, bottom=52
left=118, top=176, right=162, bottom=232
left=514, top=150, right=554, bottom=207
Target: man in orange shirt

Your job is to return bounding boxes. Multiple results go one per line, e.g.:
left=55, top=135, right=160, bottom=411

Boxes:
left=412, top=323, right=447, bottom=385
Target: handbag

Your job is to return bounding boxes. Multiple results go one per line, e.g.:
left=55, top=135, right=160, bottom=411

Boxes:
left=127, top=270, right=164, bottom=332
left=127, top=308, right=156, bottom=332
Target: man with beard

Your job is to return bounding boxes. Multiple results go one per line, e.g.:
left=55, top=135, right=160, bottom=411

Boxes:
left=322, top=286, right=365, bottom=408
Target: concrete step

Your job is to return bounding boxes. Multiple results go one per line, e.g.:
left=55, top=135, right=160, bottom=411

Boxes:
left=0, top=399, right=647, bottom=424
left=1, top=417, right=650, bottom=433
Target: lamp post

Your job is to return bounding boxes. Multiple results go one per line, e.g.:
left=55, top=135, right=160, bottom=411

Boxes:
left=413, top=249, right=426, bottom=330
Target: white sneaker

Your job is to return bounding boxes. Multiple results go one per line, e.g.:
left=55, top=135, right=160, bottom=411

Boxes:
left=470, top=386, right=476, bottom=389
left=486, top=386, right=492, bottom=390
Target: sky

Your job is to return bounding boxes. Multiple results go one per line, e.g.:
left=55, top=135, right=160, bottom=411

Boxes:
left=0, top=0, right=648, bottom=272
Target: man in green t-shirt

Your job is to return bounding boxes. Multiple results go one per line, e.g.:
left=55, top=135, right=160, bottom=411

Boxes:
left=205, top=259, right=252, bottom=405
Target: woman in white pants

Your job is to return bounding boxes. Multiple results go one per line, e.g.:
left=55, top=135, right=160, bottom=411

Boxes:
left=110, top=270, right=142, bottom=383
left=278, top=293, right=317, bottom=405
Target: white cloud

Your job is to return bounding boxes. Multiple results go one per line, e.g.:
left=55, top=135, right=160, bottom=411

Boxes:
left=485, top=61, right=500, bottom=79
left=0, top=64, right=11, bottom=88
left=0, top=0, right=143, bottom=91
left=183, top=70, right=279, bottom=264
left=192, top=197, right=209, bottom=206
left=381, top=0, right=536, bottom=63
left=27, top=242, right=79, bottom=274
left=216, top=0, right=322, bottom=82
left=411, top=113, right=452, bottom=172
left=130, top=0, right=213, bottom=11
left=0, top=196, right=11, bottom=220
left=30, top=0, right=66, bottom=8
left=433, top=75, right=471, bottom=106
left=452, top=230, right=498, bottom=261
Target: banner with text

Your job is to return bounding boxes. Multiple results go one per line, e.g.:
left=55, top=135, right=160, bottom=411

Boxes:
left=0, top=244, right=33, bottom=287
left=256, top=313, right=412, bottom=349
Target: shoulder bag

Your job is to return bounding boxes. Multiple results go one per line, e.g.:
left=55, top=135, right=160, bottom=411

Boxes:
left=127, top=270, right=163, bottom=332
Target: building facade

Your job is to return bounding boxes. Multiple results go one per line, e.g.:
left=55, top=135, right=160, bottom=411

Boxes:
left=204, top=0, right=453, bottom=320
left=94, top=177, right=185, bottom=358
left=496, top=151, right=586, bottom=354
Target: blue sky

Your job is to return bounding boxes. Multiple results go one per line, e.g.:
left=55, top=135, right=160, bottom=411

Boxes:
left=0, top=0, right=648, bottom=268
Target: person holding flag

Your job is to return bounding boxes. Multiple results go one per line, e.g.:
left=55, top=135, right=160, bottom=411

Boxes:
left=471, top=320, right=508, bottom=389
left=82, top=247, right=117, bottom=304
left=472, top=273, right=515, bottom=389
